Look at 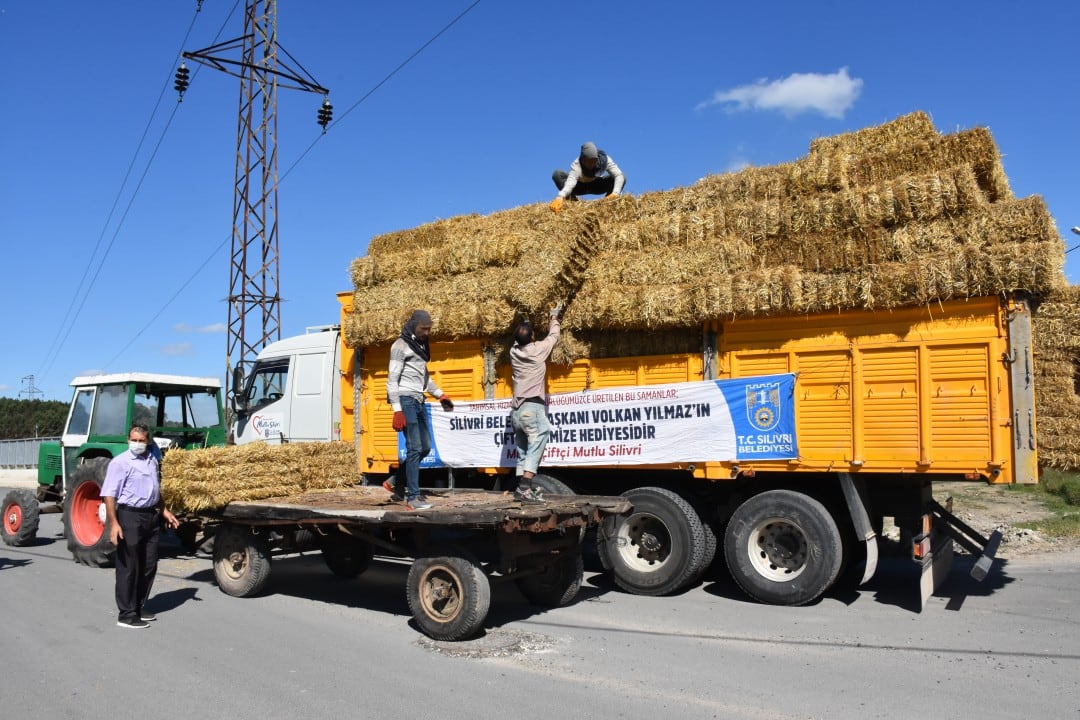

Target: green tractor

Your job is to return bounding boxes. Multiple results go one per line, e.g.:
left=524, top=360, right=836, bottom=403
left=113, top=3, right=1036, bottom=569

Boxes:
left=0, top=373, right=226, bottom=565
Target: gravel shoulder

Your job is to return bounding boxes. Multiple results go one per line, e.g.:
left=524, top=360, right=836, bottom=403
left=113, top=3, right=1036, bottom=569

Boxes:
left=934, top=480, right=1078, bottom=557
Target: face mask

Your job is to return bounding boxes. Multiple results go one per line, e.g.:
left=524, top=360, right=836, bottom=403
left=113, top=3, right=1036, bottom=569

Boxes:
left=129, top=441, right=148, bottom=456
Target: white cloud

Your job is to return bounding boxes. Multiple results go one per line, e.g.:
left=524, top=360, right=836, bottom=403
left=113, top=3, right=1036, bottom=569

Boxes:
left=0, top=384, right=10, bottom=392
left=698, top=68, right=862, bottom=119
left=174, top=322, right=226, bottom=334
left=160, top=343, right=194, bottom=357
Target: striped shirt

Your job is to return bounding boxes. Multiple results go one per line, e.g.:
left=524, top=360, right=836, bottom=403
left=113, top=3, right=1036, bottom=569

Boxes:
left=386, top=337, right=443, bottom=411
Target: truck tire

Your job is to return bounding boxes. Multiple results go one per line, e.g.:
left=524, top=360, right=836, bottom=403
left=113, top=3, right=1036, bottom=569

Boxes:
left=319, top=532, right=374, bottom=578
left=407, top=548, right=490, bottom=641
left=596, top=486, right=708, bottom=596
left=515, top=551, right=584, bottom=607
left=63, top=457, right=115, bottom=567
left=213, top=523, right=272, bottom=597
left=530, top=473, right=574, bottom=496
left=2, top=489, right=40, bottom=546
left=723, top=489, right=843, bottom=606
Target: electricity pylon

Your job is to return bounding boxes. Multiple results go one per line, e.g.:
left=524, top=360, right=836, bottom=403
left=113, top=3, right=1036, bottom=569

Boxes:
left=181, top=0, right=330, bottom=401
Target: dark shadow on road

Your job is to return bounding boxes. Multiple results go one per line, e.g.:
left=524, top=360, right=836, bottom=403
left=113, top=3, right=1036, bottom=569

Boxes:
left=145, top=586, right=203, bottom=615
left=0, top=556, right=33, bottom=570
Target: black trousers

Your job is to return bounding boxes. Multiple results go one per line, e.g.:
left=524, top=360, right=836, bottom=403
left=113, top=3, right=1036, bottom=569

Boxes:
left=552, top=170, right=617, bottom=197
left=115, top=506, right=161, bottom=621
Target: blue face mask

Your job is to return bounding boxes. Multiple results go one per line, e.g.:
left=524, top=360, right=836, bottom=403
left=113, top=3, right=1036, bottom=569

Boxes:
left=129, top=441, right=148, bottom=456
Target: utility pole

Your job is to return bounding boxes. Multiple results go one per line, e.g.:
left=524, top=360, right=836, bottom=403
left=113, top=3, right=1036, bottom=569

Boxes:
left=19, top=375, right=43, bottom=401
left=181, top=0, right=330, bottom=402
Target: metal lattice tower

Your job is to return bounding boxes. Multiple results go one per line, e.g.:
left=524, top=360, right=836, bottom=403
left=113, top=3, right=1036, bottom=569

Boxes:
left=183, top=0, right=328, bottom=398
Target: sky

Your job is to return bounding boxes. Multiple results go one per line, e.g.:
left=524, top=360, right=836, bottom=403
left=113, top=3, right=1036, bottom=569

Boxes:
left=1, top=1, right=1078, bottom=402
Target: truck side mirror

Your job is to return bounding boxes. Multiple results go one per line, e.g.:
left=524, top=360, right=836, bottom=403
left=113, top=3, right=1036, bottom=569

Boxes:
left=231, top=367, right=247, bottom=412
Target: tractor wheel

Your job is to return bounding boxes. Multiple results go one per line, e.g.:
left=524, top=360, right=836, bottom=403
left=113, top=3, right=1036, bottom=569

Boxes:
left=63, top=457, right=115, bottom=567
left=2, top=489, right=40, bottom=546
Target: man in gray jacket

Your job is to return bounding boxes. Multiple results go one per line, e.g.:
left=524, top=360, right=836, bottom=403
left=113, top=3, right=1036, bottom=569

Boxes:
left=385, top=310, right=453, bottom=510
left=509, top=303, right=562, bottom=502
left=550, top=142, right=626, bottom=212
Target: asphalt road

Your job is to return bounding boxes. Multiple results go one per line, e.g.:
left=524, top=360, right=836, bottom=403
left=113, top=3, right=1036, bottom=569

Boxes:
left=3, top=490, right=1078, bottom=720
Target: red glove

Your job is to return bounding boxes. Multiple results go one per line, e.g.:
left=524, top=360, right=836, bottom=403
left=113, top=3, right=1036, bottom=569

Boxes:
left=392, top=411, right=406, bottom=431
left=439, top=395, right=454, bottom=411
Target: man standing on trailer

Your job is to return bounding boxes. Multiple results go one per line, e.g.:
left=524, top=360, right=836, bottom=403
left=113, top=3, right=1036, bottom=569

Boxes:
left=385, top=309, right=454, bottom=510
left=509, top=302, right=563, bottom=502
left=102, top=423, right=179, bottom=629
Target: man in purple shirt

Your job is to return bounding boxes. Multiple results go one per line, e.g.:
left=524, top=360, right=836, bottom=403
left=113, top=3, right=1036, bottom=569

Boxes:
left=101, top=423, right=179, bottom=629
left=509, top=303, right=562, bottom=503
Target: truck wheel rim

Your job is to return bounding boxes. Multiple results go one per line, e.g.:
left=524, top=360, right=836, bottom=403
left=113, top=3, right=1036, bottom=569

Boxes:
left=417, top=566, right=463, bottom=623
left=3, top=502, right=21, bottom=533
left=614, top=512, right=671, bottom=571
left=218, top=533, right=250, bottom=579
left=746, top=517, right=807, bottom=581
left=70, top=483, right=105, bottom=546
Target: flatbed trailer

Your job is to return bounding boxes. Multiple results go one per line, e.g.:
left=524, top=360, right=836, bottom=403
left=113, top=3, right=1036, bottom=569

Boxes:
left=198, top=486, right=630, bottom=640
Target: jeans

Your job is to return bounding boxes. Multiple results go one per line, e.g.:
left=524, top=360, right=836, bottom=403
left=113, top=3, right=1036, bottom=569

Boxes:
left=400, top=395, right=432, bottom=500
left=512, top=401, right=551, bottom=479
left=552, top=170, right=618, bottom=197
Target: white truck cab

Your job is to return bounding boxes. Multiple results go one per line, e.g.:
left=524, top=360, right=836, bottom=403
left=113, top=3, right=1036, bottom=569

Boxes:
left=232, top=326, right=342, bottom=444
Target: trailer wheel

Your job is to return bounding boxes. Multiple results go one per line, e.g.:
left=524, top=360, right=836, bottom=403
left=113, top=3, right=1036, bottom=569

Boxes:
left=407, top=549, right=490, bottom=641
left=213, top=523, right=272, bottom=597
left=319, top=533, right=374, bottom=578
left=515, top=552, right=584, bottom=607
left=596, top=486, right=708, bottom=596
left=63, top=457, right=115, bottom=567
left=2, top=489, right=40, bottom=546
left=724, top=489, right=843, bottom=606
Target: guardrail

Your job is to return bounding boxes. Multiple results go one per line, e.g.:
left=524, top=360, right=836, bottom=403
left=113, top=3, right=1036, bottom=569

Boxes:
left=0, top=437, right=60, bottom=468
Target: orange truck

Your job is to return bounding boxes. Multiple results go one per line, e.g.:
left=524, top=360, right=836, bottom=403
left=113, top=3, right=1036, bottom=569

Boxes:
left=230, top=291, right=1036, bottom=609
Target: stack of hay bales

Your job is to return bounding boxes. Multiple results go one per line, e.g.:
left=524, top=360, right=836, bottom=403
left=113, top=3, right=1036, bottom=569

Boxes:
left=344, top=111, right=1065, bottom=366
left=161, top=441, right=358, bottom=513
left=1033, top=286, right=1080, bottom=471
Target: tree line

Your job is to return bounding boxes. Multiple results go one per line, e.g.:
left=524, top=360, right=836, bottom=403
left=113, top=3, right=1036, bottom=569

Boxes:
left=0, top=398, right=69, bottom=439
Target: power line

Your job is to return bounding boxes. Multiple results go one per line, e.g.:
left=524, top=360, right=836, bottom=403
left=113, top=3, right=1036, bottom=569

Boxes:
left=37, top=1, right=244, bottom=382
left=98, top=1, right=482, bottom=371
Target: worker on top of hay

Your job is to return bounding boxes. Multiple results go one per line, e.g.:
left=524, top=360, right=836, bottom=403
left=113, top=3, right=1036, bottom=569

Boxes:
left=509, top=302, right=563, bottom=503
left=550, top=141, right=626, bottom=212
left=384, top=309, right=454, bottom=510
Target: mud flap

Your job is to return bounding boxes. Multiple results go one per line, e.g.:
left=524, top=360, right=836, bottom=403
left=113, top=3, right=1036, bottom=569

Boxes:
left=918, top=533, right=955, bottom=612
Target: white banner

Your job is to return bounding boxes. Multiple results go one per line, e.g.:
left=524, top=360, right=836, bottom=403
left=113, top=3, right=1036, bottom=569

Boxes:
left=406, top=375, right=798, bottom=469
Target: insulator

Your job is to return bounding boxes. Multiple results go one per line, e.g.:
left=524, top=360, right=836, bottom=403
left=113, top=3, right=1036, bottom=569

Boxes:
left=317, top=98, right=333, bottom=129
left=174, top=64, right=191, bottom=96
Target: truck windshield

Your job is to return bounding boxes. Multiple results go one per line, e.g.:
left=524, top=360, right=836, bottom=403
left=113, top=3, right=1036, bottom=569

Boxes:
left=244, top=361, right=288, bottom=410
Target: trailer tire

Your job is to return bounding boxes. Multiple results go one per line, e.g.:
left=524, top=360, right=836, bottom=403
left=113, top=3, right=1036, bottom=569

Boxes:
left=516, top=551, right=584, bottom=607
left=63, top=458, right=115, bottom=567
left=319, top=533, right=374, bottom=578
left=407, top=548, right=490, bottom=641
left=724, top=489, right=843, bottom=606
left=2, top=489, right=40, bottom=546
left=213, top=523, right=272, bottom=597
left=596, top=486, right=708, bottom=596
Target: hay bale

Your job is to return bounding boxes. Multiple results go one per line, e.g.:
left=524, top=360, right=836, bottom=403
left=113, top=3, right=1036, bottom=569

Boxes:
left=162, top=442, right=358, bottom=512
left=345, top=112, right=1064, bottom=349
left=808, top=111, right=938, bottom=157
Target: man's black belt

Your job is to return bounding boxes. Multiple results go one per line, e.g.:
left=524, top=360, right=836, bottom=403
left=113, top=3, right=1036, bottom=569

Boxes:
left=118, top=504, right=158, bottom=514
left=522, top=397, right=546, bottom=405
